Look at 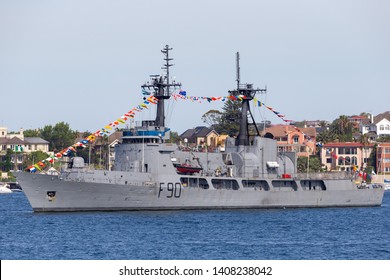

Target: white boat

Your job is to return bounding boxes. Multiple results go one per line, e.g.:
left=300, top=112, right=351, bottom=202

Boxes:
left=0, top=183, right=12, bottom=194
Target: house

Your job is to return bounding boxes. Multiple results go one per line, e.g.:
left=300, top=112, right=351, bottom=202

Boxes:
left=320, top=142, right=374, bottom=172
left=262, top=125, right=316, bottom=157
left=349, top=115, right=368, bottom=129
left=76, top=130, right=122, bottom=170
left=180, top=126, right=222, bottom=151
left=375, top=118, right=390, bottom=137
left=304, top=120, right=331, bottom=128
left=0, top=127, right=50, bottom=171
left=376, top=143, right=390, bottom=174
left=360, top=112, right=390, bottom=138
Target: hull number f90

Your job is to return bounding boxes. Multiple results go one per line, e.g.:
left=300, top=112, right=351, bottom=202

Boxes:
left=158, top=182, right=181, bottom=198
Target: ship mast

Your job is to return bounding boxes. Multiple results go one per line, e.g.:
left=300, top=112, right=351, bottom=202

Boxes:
left=228, top=52, right=267, bottom=146
left=141, top=45, right=181, bottom=127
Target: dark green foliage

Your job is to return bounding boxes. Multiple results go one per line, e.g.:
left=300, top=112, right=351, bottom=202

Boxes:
left=39, top=122, right=78, bottom=151
left=330, top=115, right=354, bottom=142
left=213, top=99, right=241, bottom=136
left=0, top=149, right=13, bottom=172
left=167, top=131, right=180, bottom=144
left=23, top=151, right=51, bottom=167
left=297, top=156, right=322, bottom=173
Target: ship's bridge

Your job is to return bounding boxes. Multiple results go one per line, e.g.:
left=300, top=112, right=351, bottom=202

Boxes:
left=122, top=120, right=171, bottom=144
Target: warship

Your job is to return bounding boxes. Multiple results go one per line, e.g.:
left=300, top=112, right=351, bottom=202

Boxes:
left=15, top=45, right=384, bottom=211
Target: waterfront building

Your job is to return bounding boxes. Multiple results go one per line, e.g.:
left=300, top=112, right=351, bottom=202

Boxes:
left=180, top=126, right=224, bottom=151
left=360, top=112, right=390, bottom=138
left=320, top=142, right=374, bottom=172
left=0, top=127, right=49, bottom=172
left=262, top=124, right=316, bottom=157
left=377, top=143, right=390, bottom=174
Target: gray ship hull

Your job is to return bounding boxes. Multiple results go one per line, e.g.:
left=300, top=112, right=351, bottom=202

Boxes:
left=13, top=47, right=385, bottom=212
left=15, top=172, right=384, bottom=212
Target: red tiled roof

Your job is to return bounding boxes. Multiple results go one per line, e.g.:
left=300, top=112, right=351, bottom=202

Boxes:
left=263, top=125, right=316, bottom=137
left=323, top=142, right=374, bottom=148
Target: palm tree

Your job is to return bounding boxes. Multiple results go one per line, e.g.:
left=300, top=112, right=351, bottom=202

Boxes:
left=359, top=133, right=370, bottom=170
left=331, top=115, right=353, bottom=142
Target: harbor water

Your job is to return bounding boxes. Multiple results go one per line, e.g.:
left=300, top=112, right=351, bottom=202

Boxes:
left=1, top=191, right=389, bottom=260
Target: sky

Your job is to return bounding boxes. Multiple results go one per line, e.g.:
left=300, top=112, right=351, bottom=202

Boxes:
left=1, top=0, right=389, bottom=135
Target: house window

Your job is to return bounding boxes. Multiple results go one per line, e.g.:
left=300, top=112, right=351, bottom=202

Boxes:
left=386, top=125, right=390, bottom=130
left=380, top=125, right=384, bottom=130
left=326, top=158, right=332, bottom=163
left=293, top=136, right=299, bottom=143
left=351, top=156, right=358, bottom=165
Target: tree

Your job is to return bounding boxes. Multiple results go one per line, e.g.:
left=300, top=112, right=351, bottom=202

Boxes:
left=0, top=149, right=13, bottom=172
left=167, top=131, right=180, bottom=144
left=213, top=99, right=241, bottom=136
left=23, top=129, right=40, bottom=137
left=359, top=133, right=370, bottom=168
left=297, top=156, right=322, bottom=173
left=377, top=135, right=390, bottom=142
left=201, top=110, right=222, bottom=129
left=39, top=122, right=78, bottom=151
left=317, top=128, right=336, bottom=144
left=331, top=115, right=353, bottom=142
left=24, top=151, right=51, bottom=168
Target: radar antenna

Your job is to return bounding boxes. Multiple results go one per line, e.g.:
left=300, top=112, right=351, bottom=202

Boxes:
left=141, top=45, right=181, bottom=127
left=228, top=52, right=267, bottom=146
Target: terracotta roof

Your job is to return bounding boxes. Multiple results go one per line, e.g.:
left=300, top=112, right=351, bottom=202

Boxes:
left=349, top=115, right=367, bottom=120
left=323, top=142, right=374, bottom=148
left=263, top=125, right=316, bottom=137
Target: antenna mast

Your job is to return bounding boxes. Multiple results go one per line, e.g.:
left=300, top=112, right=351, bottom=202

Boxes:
left=141, top=45, right=181, bottom=127
left=229, top=52, right=267, bottom=146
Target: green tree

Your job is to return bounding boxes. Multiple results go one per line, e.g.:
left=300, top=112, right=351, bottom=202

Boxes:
left=297, top=156, right=322, bottom=173
left=213, top=99, right=241, bottom=136
left=368, top=144, right=377, bottom=173
left=167, top=131, right=180, bottom=144
left=39, top=122, right=78, bottom=151
left=24, top=151, right=51, bottom=168
left=0, top=149, right=13, bottom=172
left=201, top=109, right=222, bottom=129
left=317, top=128, right=336, bottom=144
left=377, top=135, right=390, bottom=142
left=75, top=131, right=93, bottom=165
left=331, top=115, right=353, bottom=142
left=23, top=129, right=40, bottom=137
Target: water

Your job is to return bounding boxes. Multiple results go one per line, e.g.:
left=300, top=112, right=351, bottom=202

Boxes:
left=1, top=192, right=389, bottom=260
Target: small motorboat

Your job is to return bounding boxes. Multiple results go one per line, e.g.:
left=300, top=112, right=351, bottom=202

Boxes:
left=174, top=163, right=203, bottom=174
left=0, top=183, right=12, bottom=194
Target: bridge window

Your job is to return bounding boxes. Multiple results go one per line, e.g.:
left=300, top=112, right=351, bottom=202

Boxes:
left=211, top=179, right=239, bottom=190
